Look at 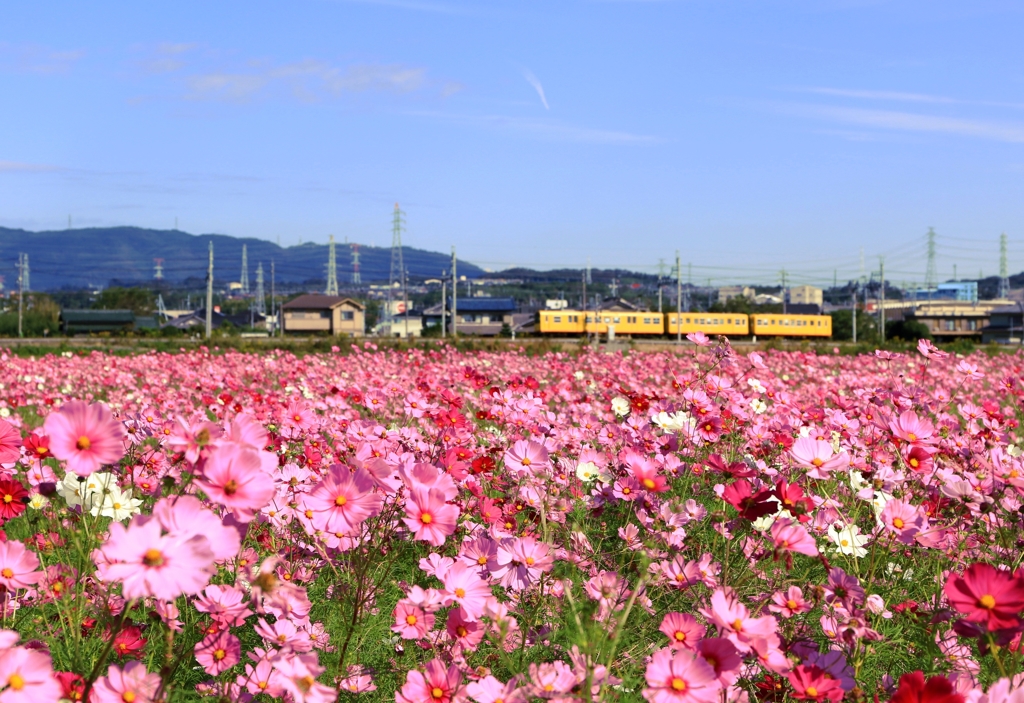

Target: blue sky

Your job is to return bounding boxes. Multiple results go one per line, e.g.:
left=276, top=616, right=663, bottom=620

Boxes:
left=2, top=0, right=1024, bottom=286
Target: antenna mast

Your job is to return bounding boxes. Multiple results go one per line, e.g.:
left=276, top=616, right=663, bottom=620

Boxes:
left=326, top=235, right=339, bottom=295
left=240, top=244, right=249, bottom=295
left=999, top=232, right=1009, bottom=299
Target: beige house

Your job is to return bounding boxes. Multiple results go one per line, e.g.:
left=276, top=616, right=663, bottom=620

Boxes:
left=788, top=285, right=824, bottom=307
left=282, top=295, right=365, bottom=336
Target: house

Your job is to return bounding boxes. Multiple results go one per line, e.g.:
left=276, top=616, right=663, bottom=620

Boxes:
left=162, top=309, right=266, bottom=332
left=389, top=312, right=424, bottom=338
left=905, top=301, right=1001, bottom=340
left=60, top=309, right=136, bottom=335
left=423, top=297, right=517, bottom=336
left=281, top=295, right=364, bottom=337
left=788, top=286, right=824, bottom=307
left=981, top=303, right=1024, bottom=344
left=718, top=286, right=755, bottom=304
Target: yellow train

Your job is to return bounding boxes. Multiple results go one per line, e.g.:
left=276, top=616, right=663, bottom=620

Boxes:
left=537, top=310, right=831, bottom=338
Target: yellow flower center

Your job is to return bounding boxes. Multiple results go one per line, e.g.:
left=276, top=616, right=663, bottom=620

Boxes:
left=671, top=678, right=687, bottom=692
left=521, top=458, right=531, bottom=466
left=431, top=687, right=445, bottom=699
left=893, top=518, right=904, bottom=529
left=525, top=557, right=535, bottom=566
left=406, top=615, right=417, bottom=625
left=733, top=619, right=744, bottom=631
left=807, top=687, right=818, bottom=697
left=643, top=478, right=656, bottom=490
left=2, top=495, right=10, bottom=504
left=122, top=692, right=136, bottom=703
left=674, top=631, right=686, bottom=641
left=7, top=674, right=24, bottom=691
left=335, top=495, right=348, bottom=506
left=812, top=458, right=823, bottom=467
left=143, top=548, right=164, bottom=567
left=980, top=594, right=997, bottom=609
left=214, top=648, right=226, bottom=661
left=454, top=588, right=465, bottom=598
left=421, top=513, right=433, bottom=524
left=223, top=480, right=238, bottom=496
left=787, top=599, right=798, bottom=610
left=76, top=436, right=92, bottom=450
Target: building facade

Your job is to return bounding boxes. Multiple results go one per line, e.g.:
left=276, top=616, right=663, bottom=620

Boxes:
left=281, top=295, right=365, bottom=336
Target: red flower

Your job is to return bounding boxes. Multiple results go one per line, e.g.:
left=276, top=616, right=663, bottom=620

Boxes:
left=944, top=562, right=1024, bottom=631
left=111, top=625, right=148, bottom=659
left=0, top=479, right=28, bottom=522
left=889, top=671, right=964, bottom=703
left=54, top=672, right=86, bottom=702
left=721, top=479, right=777, bottom=521
left=786, top=665, right=844, bottom=702
left=22, top=433, right=50, bottom=461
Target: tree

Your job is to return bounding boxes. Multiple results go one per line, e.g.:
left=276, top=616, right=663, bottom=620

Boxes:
left=95, top=287, right=154, bottom=315
left=885, top=319, right=931, bottom=342
left=829, top=309, right=878, bottom=342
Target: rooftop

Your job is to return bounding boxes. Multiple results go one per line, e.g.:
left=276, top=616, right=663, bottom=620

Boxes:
left=282, top=295, right=364, bottom=311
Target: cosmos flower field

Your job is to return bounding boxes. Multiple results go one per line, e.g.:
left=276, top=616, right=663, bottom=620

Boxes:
left=0, top=337, right=1022, bottom=703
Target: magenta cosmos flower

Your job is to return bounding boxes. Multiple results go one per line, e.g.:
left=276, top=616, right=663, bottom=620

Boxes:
left=0, top=421, right=20, bottom=465
left=789, top=437, right=848, bottom=478
left=96, top=518, right=217, bottom=601
left=396, top=659, right=465, bottom=703
left=403, top=488, right=459, bottom=547
left=43, top=400, right=124, bottom=476
left=642, top=647, right=721, bottom=703
left=196, top=443, right=277, bottom=521
left=0, top=645, right=61, bottom=703
left=944, top=562, right=1024, bottom=631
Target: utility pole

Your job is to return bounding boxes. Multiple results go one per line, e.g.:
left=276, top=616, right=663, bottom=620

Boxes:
left=675, top=250, right=682, bottom=345
left=878, top=257, right=885, bottom=343
left=852, top=281, right=857, bottom=344
left=205, top=241, right=214, bottom=339
left=254, top=264, right=266, bottom=316
left=451, top=246, right=458, bottom=337
left=581, top=270, right=587, bottom=340
left=326, top=235, right=339, bottom=296
left=999, top=232, right=1009, bottom=299
left=780, top=269, right=788, bottom=314
left=271, top=260, right=276, bottom=336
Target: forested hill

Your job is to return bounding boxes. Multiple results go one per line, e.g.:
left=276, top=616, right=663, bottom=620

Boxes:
left=0, top=226, right=483, bottom=291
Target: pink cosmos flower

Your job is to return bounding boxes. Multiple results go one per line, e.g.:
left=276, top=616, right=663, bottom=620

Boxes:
left=944, top=562, right=1024, bottom=631
left=466, top=676, right=523, bottom=703
left=96, top=518, right=217, bottom=600
left=272, top=652, right=335, bottom=703
left=403, top=488, right=459, bottom=547
left=194, top=584, right=251, bottom=626
left=0, top=541, right=43, bottom=591
left=503, top=440, right=549, bottom=474
left=768, top=586, right=811, bottom=617
left=696, top=638, right=742, bottom=687
left=305, top=466, right=382, bottom=536
left=880, top=500, right=926, bottom=545
left=442, top=562, right=492, bottom=621
left=889, top=410, right=935, bottom=446
left=626, top=453, right=669, bottom=493
left=396, top=659, right=465, bottom=703
left=393, top=601, right=434, bottom=639
left=790, top=437, right=848, bottom=478
left=527, top=661, right=577, bottom=698
left=194, top=630, right=241, bottom=675
left=43, top=400, right=125, bottom=476
left=282, top=401, right=317, bottom=432
left=0, top=646, right=61, bottom=703
left=642, top=647, right=721, bottom=703
left=152, top=496, right=241, bottom=561
left=92, top=662, right=161, bottom=703
left=699, top=588, right=777, bottom=653
left=222, top=412, right=269, bottom=450
left=686, top=331, right=710, bottom=346
left=197, top=443, right=277, bottom=521
left=166, top=416, right=222, bottom=464
left=659, top=612, right=705, bottom=650
left=446, top=607, right=485, bottom=651
left=771, top=518, right=819, bottom=558
left=0, top=421, right=20, bottom=465
left=492, top=536, right=554, bottom=591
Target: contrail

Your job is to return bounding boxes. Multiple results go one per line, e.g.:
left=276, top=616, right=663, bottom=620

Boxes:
left=522, top=68, right=549, bottom=110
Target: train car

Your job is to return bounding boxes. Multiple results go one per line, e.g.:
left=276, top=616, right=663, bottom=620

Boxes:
left=585, top=311, right=665, bottom=337
left=666, top=313, right=750, bottom=336
left=750, top=314, right=832, bottom=337
left=538, top=310, right=586, bottom=335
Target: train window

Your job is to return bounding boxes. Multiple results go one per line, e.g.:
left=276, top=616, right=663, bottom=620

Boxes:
left=613, top=317, right=621, bottom=324
left=643, top=317, right=650, bottom=324
left=554, top=316, right=561, bottom=323
left=604, top=317, right=611, bottom=323
left=686, top=317, right=691, bottom=323
left=771, top=320, right=776, bottom=325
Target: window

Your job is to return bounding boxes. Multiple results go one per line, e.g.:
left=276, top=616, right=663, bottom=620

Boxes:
left=968, top=319, right=977, bottom=331
left=604, top=317, right=611, bottom=323
left=553, top=316, right=562, bottom=323
left=341, top=311, right=354, bottom=321
left=944, top=320, right=956, bottom=331
left=613, top=317, right=621, bottom=324
left=643, top=317, right=651, bottom=324
left=686, top=317, right=692, bottom=323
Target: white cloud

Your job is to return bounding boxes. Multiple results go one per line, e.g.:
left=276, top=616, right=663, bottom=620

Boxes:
left=782, top=103, right=1024, bottom=143
left=184, top=60, right=429, bottom=102
left=522, top=68, right=550, bottom=110
left=795, top=87, right=958, bottom=104
left=0, top=160, right=64, bottom=173
left=0, top=43, right=85, bottom=74
left=409, top=111, right=658, bottom=144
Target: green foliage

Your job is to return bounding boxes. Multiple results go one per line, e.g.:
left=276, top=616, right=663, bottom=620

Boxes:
left=94, top=287, right=154, bottom=315
left=829, top=308, right=878, bottom=342
left=885, top=319, right=932, bottom=342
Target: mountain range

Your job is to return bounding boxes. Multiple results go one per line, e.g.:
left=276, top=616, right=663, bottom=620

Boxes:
left=0, top=226, right=484, bottom=291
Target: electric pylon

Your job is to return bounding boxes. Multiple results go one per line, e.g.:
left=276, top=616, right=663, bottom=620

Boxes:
left=240, top=245, right=249, bottom=294
left=153, top=258, right=164, bottom=280
left=255, top=264, right=266, bottom=315
left=351, top=243, right=361, bottom=284
left=386, top=204, right=407, bottom=331
left=999, top=233, right=1010, bottom=299
left=326, top=235, right=339, bottom=295
left=925, top=227, right=937, bottom=292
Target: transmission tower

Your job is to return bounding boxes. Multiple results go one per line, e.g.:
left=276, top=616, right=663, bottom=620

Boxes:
left=925, top=227, right=937, bottom=294
left=998, top=232, right=1010, bottom=299
left=254, top=263, right=266, bottom=315
left=240, top=245, right=250, bottom=294
left=325, top=235, right=339, bottom=295
left=387, top=204, right=407, bottom=332
left=156, top=294, right=167, bottom=320
left=153, top=258, right=164, bottom=280
left=350, top=243, right=361, bottom=284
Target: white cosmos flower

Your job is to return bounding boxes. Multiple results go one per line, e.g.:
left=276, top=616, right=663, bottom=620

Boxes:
left=96, top=485, right=144, bottom=522
left=827, top=522, right=869, bottom=558
left=1008, top=445, right=1023, bottom=458
left=747, top=378, right=766, bottom=394
left=574, top=371, right=585, bottom=381
left=652, top=410, right=693, bottom=433
left=28, top=494, right=49, bottom=510
left=58, top=471, right=117, bottom=510
left=749, top=399, right=767, bottom=415
left=576, top=461, right=600, bottom=483
left=611, top=397, right=631, bottom=417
